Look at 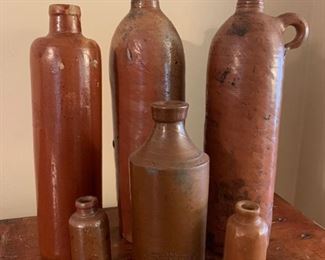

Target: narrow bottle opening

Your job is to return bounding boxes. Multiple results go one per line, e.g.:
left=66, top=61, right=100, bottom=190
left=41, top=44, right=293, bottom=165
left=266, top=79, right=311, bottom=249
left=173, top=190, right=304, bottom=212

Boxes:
left=49, top=4, right=81, bottom=16
left=75, top=196, right=98, bottom=216
left=131, top=0, right=160, bottom=9
left=235, top=200, right=260, bottom=217
left=236, top=0, right=264, bottom=12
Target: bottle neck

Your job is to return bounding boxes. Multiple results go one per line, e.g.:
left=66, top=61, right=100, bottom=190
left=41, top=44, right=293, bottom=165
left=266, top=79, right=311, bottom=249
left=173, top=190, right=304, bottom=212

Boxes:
left=153, top=121, right=186, bottom=139
left=131, top=0, right=160, bottom=9
left=77, top=207, right=98, bottom=217
left=236, top=0, right=264, bottom=13
left=49, top=14, right=81, bottom=34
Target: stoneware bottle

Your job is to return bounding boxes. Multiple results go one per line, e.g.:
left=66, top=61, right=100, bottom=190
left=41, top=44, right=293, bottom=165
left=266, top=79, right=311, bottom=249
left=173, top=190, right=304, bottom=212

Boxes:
left=205, top=0, right=308, bottom=254
left=30, top=4, right=102, bottom=259
left=69, top=196, right=111, bottom=260
left=110, top=0, right=185, bottom=242
left=223, top=201, right=269, bottom=260
left=130, top=101, right=209, bottom=259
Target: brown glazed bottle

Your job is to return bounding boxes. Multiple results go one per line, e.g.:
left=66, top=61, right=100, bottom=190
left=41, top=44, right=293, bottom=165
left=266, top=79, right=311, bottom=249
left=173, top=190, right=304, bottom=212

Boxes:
left=130, top=101, right=209, bottom=259
left=223, top=201, right=269, bottom=260
left=109, top=0, right=185, bottom=242
left=69, top=196, right=111, bottom=260
left=30, top=4, right=102, bottom=259
left=205, top=0, right=308, bottom=255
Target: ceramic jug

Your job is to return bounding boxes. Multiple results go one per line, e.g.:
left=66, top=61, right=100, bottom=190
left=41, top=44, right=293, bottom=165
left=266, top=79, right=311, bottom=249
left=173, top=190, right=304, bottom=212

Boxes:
left=130, top=101, right=209, bottom=259
left=109, top=0, right=185, bottom=242
left=223, top=201, right=269, bottom=260
left=69, top=196, right=111, bottom=260
left=30, top=4, right=102, bottom=259
left=205, top=0, right=308, bottom=254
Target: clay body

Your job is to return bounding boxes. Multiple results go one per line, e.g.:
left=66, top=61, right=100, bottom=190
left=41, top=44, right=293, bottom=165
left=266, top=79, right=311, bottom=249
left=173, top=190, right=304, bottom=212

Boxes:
left=205, top=0, right=308, bottom=254
left=223, top=201, right=269, bottom=260
left=130, top=101, right=209, bottom=259
left=69, top=196, right=111, bottom=260
left=109, top=0, right=185, bottom=241
left=30, top=4, right=102, bottom=259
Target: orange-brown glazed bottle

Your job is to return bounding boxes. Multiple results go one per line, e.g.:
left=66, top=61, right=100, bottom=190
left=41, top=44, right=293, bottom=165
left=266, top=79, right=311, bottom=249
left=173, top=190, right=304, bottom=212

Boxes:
left=223, top=201, right=269, bottom=260
left=130, top=101, right=209, bottom=259
left=205, top=0, right=308, bottom=254
left=110, top=0, right=185, bottom=242
left=30, top=4, right=102, bottom=259
left=69, top=196, right=111, bottom=260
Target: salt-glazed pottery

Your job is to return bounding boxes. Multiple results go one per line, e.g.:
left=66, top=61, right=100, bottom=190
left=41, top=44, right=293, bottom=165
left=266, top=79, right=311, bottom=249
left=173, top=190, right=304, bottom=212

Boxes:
left=223, top=201, right=269, bottom=260
left=130, top=101, right=209, bottom=259
left=205, top=0, right=308, bottom=254
left=30, top=4, right=102, bottom=259
left=110, top=0, right=185, bottom=242
left=69, top=196, right=111, bottom=260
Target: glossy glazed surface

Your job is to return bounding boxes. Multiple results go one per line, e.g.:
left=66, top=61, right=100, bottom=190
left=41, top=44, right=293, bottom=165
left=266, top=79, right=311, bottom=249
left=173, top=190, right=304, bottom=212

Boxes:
left=130, top=101, right=209, bottom=259
left=69, top=197, right=111, bottom=260
left=205, top=0, right=308, bottom=255
left=109, top=0, right=185, bottom=242
left=223, top=201, right=269, bottom=260
left=30, top=4, right=102, bottom=259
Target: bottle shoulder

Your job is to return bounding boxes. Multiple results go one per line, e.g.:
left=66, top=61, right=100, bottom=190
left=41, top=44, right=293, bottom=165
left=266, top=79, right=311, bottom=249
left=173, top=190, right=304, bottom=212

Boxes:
left=69, top=211, right=109, bottom=228
left=212, top=12, right=283, bottom=45
left=130, top=135, right=209, bottom=170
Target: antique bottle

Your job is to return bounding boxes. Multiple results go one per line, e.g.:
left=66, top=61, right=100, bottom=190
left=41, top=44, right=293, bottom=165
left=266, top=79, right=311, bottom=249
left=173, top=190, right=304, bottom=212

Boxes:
left=30, top=4, right=102, bottom=259
left=69, top=196, right=111, bottom=260
left=109, top=0, right=185, bottom=241
left=130, top=101, right=209, bottom=259
left=223, top=201, right=269, bottom=260
left=204, top=0, right=308, bottom=254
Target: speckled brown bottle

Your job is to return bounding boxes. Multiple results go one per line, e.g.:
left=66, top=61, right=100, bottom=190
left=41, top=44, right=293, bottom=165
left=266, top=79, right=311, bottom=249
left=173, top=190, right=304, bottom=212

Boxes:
left=110, top=0, right=185, bottom=242
left=205, top=0, right=308, bottom=255
left=69, top=196, right=111, bottom=260
left=130, top=101, right=209, bottom=259
left=30, top=4, right=102, bottom=259
left=223, top=201, right=269, bottom=260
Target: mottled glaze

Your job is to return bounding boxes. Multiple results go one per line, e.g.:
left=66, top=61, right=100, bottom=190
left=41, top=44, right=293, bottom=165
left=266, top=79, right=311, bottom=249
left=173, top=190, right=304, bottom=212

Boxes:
left=130, top=101, right=209, bottom=259
left=205, top=0, right=308, bottom=255
left=69, top=197, right=111, bottom=260
left=30, top=4, right=102, bottom=259
left=109, top=0, right=185, bottom=242
left=223, top=201, right=269, bottom=260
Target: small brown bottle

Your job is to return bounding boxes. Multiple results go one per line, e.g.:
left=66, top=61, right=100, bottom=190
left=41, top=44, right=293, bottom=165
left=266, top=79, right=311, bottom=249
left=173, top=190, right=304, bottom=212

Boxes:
left=130, top=101, right=209, bottom=259
left=69, top=196, right=112, bottom=260
left=223, top=201, right=269, bottom=260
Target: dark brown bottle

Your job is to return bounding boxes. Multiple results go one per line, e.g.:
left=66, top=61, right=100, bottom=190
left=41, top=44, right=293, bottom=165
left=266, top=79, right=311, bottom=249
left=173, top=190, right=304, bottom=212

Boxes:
left=130, top=101, right=209, bottom=259
left=109, top=0, right=185, bottom=242
left=223, top=201, right=269, bottom=260
left=30, top=4, right=102, bottom=259
left=204, top=0, right=308, bottom=254
left=69, top=196, right=111, bottom=260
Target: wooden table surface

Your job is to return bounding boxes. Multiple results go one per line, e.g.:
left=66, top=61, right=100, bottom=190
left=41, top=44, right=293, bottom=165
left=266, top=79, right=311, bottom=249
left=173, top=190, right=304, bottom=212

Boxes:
left=1, top=195, right=324, bottom=259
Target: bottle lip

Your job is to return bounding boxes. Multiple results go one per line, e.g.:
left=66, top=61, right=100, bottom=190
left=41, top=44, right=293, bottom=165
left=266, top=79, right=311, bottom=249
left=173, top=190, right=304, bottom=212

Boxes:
left=75, top=196, right=98, bottom=210
left=235, top=200, right=260, bottom=217
left=49, top=4, right=81, bottom=16
left=152, top=101, right=189, bottom=123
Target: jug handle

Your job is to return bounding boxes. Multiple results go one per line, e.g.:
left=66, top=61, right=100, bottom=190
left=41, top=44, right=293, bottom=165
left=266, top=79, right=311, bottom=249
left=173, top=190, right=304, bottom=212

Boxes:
left=278, top=13, right=309, bottom=50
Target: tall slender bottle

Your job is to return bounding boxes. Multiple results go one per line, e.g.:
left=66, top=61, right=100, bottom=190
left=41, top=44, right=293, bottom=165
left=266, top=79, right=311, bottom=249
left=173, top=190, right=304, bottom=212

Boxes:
left=110, top=0, right=185, bottom=241
left=205, top=0, right=308, bottom=254
left=130, top=101, right=209, bottom=259
left=30, top=4, right=102, bottom=259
